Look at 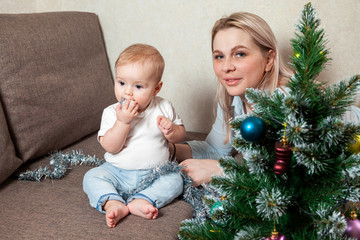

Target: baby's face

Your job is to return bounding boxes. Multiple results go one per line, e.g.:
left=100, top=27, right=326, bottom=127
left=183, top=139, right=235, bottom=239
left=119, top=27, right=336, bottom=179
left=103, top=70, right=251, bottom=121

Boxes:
left=114, top=62, right=161, bottom=112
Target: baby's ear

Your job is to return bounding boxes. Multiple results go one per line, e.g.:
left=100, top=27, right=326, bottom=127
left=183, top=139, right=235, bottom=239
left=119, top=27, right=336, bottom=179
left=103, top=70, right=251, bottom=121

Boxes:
left=154, top=81, right=163, bottom=96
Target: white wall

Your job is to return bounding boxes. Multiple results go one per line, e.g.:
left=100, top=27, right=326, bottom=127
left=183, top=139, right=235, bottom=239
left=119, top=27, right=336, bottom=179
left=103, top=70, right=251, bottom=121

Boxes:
left=1, top=0, right=359, bottom=133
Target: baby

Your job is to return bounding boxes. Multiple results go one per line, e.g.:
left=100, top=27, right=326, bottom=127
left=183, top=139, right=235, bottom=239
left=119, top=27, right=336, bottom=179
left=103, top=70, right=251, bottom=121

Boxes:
left=83, top=43, right=186, bottom=227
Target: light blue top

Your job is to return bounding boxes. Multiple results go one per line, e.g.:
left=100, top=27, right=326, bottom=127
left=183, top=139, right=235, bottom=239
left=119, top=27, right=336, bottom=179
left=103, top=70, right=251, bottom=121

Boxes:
left=187, top=95, right=360, bottom=160
left=187, top=96, right=243, bottom=159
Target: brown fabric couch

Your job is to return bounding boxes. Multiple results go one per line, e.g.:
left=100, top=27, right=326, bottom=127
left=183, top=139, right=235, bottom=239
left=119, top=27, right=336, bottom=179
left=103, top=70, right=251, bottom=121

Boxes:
left=0, top=12, right=205, bottom=239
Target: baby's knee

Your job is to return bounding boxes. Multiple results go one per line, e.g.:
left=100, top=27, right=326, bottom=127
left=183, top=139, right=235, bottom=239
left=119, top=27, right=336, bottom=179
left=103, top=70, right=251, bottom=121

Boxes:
left=83, top=168, right=96, bottom=192
left=83, top=167, right=98, bottom=182
left=173, top=172, right=184, bottom=186
left=82, top=166, right=109, bottom=189
left=165, top=172, right=184, bottom=194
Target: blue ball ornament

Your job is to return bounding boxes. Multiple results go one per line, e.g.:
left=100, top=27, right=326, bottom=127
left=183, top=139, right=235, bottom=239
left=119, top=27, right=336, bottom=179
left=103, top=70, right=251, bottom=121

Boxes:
left=240, top=116, right=266, bottom=142
left=210, top=201, right=227, bottom=227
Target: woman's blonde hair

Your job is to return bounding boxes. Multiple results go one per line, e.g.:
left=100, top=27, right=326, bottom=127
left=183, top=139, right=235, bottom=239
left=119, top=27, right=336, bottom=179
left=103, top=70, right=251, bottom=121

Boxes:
left=212, top=12, right=292, bottom=142
left=115, top=43, right=165, bottom=82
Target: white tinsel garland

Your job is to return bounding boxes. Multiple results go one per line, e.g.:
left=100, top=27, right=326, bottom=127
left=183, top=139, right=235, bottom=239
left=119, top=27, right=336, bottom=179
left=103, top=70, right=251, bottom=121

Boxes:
left=18, top=149, right=208, bottom=219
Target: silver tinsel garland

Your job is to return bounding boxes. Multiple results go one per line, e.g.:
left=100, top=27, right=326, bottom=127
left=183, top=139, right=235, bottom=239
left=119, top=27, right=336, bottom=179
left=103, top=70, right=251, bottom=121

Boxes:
left=18, top=149, right=207, bottom=218
left=18, top=150, right=104, bottom=181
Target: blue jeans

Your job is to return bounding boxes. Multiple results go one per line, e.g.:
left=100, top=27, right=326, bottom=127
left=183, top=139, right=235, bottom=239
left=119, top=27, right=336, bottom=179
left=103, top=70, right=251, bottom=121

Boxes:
left=83, top=162, right=183, bottom=214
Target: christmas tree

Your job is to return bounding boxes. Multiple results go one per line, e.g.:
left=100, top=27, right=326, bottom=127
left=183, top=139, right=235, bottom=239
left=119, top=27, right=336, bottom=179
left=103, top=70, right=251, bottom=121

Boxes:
left=179, top=3, right=360, bottom=240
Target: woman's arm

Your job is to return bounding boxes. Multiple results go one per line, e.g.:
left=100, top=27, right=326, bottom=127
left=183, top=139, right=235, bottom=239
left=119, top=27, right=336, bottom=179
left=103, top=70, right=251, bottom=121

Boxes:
left=343, top=105, right=360, bottom=124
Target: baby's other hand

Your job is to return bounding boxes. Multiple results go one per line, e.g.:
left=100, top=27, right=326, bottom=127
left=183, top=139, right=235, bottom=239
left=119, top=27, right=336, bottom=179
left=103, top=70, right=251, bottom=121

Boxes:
left=157, top=116, right=173, bottom=136
left=116, top=99, right=139, bottom=124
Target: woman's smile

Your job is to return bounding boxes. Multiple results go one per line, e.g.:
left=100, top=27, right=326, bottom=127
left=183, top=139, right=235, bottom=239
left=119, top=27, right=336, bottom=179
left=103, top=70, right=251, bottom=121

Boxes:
left=224, top=77, right=242, bottom=86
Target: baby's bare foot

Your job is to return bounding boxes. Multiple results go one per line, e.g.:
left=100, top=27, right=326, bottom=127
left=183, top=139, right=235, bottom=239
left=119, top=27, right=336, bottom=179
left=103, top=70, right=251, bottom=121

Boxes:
left=127, top=198, right=158, bottom=219
left=103, top=200, right=129, bottom=228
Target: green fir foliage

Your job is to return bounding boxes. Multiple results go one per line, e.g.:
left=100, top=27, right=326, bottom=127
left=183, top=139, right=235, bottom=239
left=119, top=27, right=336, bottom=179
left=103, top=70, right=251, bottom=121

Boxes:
left=178, top=3, right=360, bottom=240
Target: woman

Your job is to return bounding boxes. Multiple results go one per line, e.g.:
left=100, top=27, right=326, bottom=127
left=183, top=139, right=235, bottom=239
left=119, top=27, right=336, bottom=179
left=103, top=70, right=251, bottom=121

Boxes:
left=172, top=12, right=293, bottom=186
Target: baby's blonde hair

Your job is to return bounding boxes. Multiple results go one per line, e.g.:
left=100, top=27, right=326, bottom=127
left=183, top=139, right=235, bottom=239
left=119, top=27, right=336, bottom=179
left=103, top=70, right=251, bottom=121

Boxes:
left=115, top=43, right=165, bottom=82
left=212, top=12, right=292, bottom=142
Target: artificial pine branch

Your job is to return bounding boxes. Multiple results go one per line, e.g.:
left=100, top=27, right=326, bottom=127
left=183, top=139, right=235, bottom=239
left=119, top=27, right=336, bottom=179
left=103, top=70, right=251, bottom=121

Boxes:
left=325, top=75, right=360, bottom=117
left=290, top=2, right=330, bottom=85
left=245, top=88, right=287, bottom=125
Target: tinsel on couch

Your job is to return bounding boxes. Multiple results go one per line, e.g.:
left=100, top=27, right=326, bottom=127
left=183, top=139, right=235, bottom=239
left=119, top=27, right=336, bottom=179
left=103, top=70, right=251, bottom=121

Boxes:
left=18, top=149, right=209, bottom=219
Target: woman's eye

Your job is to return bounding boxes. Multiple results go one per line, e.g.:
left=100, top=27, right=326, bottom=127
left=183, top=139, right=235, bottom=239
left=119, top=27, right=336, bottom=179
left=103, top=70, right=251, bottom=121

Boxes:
left=235, top=52, right=246, bottom=58
left=214, top=54, right=224, bottom=60
left=135, top=84, right=143, bottom=89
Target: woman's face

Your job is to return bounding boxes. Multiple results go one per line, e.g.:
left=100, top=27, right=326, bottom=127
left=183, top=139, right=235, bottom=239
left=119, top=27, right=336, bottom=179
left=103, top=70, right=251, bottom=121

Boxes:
left=212, top=27, right=273, bottom=97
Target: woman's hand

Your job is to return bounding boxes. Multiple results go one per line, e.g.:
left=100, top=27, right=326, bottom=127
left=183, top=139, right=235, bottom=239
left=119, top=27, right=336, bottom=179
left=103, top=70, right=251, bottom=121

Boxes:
left=179, top=158, right=222, bottom=186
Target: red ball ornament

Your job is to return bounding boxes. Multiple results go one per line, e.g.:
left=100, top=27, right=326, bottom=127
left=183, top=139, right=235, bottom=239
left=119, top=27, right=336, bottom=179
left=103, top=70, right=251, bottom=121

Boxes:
left=274, top=140, right=292, bottom=175
left=345, top=210, right=360, bottom=240
left=265, top=228, right=286, bottom=240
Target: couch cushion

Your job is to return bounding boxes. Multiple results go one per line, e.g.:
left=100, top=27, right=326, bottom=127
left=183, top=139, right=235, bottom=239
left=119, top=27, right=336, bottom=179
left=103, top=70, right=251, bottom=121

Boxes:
left=0, top=101, right=23, bottom=184
left=0, top=12, right=116, bottom=162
